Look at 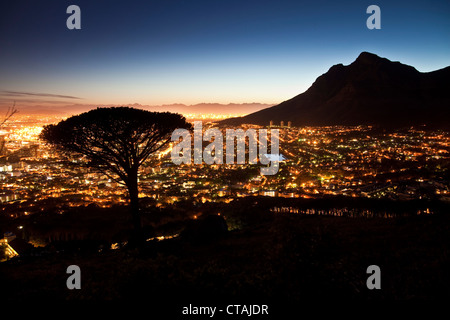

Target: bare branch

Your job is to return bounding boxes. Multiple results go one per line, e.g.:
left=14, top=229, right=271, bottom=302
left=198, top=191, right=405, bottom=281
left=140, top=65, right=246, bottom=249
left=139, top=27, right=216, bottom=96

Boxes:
left=0, top=101, right=18, bottom=128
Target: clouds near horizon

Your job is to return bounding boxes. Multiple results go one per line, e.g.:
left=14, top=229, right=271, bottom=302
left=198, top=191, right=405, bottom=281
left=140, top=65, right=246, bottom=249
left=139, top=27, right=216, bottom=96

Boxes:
left=1, top=90, right=82, bottom=100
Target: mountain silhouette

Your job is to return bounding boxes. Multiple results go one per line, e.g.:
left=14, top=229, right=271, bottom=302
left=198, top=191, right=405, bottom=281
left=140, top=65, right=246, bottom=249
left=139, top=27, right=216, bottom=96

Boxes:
left=221, top=52, right=450, bottom=128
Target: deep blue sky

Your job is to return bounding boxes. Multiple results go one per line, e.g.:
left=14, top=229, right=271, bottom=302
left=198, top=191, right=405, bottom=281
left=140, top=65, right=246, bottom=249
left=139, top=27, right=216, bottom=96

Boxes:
left=1, top=0, right=449, bottom=110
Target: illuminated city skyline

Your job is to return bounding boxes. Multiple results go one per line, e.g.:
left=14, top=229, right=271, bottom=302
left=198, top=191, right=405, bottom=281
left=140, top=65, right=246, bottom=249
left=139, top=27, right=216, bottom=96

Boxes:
left=2, top=114, right=449, bottom=210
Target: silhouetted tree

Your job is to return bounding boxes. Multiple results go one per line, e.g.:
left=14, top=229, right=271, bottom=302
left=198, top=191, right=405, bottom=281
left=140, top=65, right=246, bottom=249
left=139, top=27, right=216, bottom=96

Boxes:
left=40, top=107, right=192, bottom=242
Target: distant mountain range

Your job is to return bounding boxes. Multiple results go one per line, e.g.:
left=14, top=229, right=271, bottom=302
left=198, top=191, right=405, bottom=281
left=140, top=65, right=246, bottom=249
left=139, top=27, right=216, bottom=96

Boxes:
left=8, top=102, right=272, bottom=117
left=221, top=52, right=450, bottom=128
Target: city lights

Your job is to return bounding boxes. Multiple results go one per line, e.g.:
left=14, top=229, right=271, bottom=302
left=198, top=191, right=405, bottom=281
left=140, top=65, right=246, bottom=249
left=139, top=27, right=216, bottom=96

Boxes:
left=0, top=114, right=449, bottom=216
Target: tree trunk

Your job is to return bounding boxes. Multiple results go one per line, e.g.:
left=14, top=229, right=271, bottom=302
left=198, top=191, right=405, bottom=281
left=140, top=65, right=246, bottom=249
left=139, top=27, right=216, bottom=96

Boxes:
left=127, top=168, right=142, bottom=243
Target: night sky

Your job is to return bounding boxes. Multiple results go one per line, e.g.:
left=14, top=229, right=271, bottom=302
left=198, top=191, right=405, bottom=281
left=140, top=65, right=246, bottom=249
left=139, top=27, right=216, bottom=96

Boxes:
left=1, top=0, right=449, bottom=111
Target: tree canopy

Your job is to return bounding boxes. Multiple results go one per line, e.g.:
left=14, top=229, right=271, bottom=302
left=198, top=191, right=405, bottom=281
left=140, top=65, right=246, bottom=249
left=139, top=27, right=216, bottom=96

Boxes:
left=42, top=107, right=190, bottom=181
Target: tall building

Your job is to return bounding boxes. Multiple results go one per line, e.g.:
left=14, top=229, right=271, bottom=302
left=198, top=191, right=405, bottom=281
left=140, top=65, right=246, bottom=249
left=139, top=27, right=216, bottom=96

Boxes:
left=269, top=120, right=273, bottom=127
left=280, top=121, right=284, bottom=127
left=288, top=121, right=292, bottom=128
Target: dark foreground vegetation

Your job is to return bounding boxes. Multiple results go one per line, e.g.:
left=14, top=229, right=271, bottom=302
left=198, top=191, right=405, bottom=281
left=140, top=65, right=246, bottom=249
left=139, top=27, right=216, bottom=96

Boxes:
left=1, top=197, right=449, bottom=313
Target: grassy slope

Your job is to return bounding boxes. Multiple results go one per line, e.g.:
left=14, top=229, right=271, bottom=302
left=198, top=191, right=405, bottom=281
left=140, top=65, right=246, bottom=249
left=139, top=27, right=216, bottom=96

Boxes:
left=1, top=210, right=449, bottom=309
